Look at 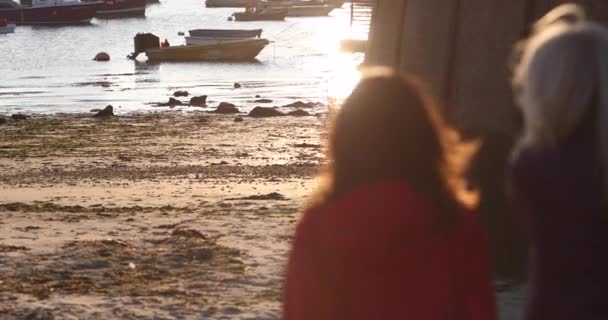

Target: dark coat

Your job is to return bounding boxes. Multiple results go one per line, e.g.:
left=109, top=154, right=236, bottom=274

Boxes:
left=510, top=125, right=608, bottom=320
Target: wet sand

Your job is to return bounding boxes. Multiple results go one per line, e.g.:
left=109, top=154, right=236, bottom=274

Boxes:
left=0, top=110, right=523, bottom=319
left=0, top=111, right=324, bottom=319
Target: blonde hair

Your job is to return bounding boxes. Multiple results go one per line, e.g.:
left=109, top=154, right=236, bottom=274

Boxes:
left=513, top=20, right=608, bottom=189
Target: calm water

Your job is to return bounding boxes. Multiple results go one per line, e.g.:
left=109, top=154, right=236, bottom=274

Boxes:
left=0, top=0, right=365, bottom=115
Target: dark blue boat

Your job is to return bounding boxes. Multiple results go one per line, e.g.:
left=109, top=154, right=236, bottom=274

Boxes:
left=0, top=0, right=100, bottom=25
left=0, top=0, right=22, bottom=23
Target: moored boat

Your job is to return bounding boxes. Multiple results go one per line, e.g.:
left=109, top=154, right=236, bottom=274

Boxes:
left=83, top=0, right=146, bottom=18
left=0, top=1, right=21, bottom=23
left=205, top=0, right=253, bottom=8
left=188, top=28, right=262, bottom=38
left=232, top=6, right=286, bottom=21
left=147, top=39, right=269, bottom=61
left=185, top=36, right=249, bottom=46
left=11, top=0, right=101, bottom=25
left=128, top=33, right=270, bottom=62
left=0, top=17, right=15, bottom=32
left=286, top=4, right=335, bottom=16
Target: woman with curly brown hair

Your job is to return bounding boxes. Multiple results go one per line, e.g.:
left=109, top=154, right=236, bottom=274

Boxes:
left=283, top=68, right=496, bottom=320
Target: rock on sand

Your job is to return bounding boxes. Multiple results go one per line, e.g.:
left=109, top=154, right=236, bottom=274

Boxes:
left=93, top=105, right=115, bottom=118
left=212, top=102, right=240, bottom=114
left=248, top=107, right=284, bottom=118
left=190, top=95, right=208, bottom=106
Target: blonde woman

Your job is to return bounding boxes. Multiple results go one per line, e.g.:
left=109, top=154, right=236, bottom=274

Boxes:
left=510, top=8, right=608, bottom=320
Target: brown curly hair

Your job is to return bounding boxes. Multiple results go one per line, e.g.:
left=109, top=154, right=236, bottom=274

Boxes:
left=310, top=68, right=475, bottom=231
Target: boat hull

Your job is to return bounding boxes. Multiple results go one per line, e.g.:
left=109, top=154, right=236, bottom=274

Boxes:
left=146, top=39, right=269, bottom=62
left=0, top=23, right=15, bottom=33
left=287, top=4, right=335, bottom=16
left=0, top=9, right=21, bottom=24
left=205, top=0, right=253, bottom=8
left=233, top=9, right=286, bottom=21
left=21, top=3, right=100, bottom=25
left=95, top=0, right=146, bottom=18
left=185, top=36, right=252, bottom=46
left=188, top=28, right=262, bottom=38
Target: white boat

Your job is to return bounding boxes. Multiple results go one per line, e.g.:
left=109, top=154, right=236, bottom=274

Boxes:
left=185, top=36, right=252, bottom=46
left=0, top=23, right=15, bottom=33
left=185, top=28, right=263, bottom=46
left=287, top=4, right=335, bottom=16
left=0, top=18, right=15, bottom=33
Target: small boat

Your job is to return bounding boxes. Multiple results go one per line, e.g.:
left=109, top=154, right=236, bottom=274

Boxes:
left=0, top=0, right=101, bottom=25
left=205, top=0, right=253, bottom=8
left=188, top=28, right=262, bottom=38
left=185, top=36, right=252, bottom=46
left=233, top=6, right=286, bottom=21
left=83, top=0, right=146, bottom=18
left=0, top=1, right=22, bottom=23
left=0, top=18, right=15, bottom=33
left=287, top=4, right=335, bottom=16
left=128, top=33, right=270, bottom=62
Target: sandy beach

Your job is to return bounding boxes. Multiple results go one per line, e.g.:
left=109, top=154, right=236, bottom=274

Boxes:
left=0, top=109, right=325, bottom=319
left=0, top=106, right=525, bottom=319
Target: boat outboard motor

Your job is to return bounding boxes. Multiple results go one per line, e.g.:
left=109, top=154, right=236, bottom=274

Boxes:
left=128, top=33, right=160, bottom=59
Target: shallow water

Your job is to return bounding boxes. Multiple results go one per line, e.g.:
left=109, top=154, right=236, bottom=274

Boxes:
left=0, top=0, right=365, bottom=115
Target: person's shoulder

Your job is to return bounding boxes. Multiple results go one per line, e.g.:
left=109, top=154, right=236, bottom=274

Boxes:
left=509, top=144, right=556, bottom=186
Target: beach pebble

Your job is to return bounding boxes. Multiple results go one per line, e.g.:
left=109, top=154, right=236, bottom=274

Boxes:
left=234, top=116, right=244, bottom=122
left=93, top=105, right=115, bottom=118
left=255, top=94, right=261, bottom=98
left=233, top=82, right=241, bottom=89
left=190, top=95, right=208, bottom=106
left=227, top=16, right=234, bottom=21
left=11, top=114, right=28, bottom=120
left=249, top=106, right=285, bottom=118
left=254, top=98, right=273, bottom=103
left=94, top=52, right=110, bottom=61
left=287, top=109, right=311, bottom=117
left=173, top=90, right=189, bottom=97
left=212, top=102, right=240, bottom=114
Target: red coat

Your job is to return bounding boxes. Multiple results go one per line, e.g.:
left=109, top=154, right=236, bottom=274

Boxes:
left=284, top=182, right=496, bottom=320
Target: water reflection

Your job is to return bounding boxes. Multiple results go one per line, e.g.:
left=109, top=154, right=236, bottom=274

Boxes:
left=0, top=0, right=367, bottom=114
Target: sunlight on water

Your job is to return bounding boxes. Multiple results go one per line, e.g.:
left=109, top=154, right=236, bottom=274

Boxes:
left=0, top=0, right=368, bottom=115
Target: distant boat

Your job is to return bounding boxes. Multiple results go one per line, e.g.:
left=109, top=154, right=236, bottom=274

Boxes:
left=188, top=28, right=262, bottom=38
left=128, top=33, right=270, bottom=62
left=268, top=0, right=343, bottom=7
left=185, top=36, right=250, bottom=46
left=83, top=0, right=146, bottom=18
left=0, top=18, right=15, bottom=33
left=147, top=39, right=270, bottom=61
left=205, top=0, right=253, bottom=8
left=0, top=0, right=100, bottom=25
left=186, top=28, right=263, bottom=46
left=287, top=4, right=335, bottom=16
left=0, top=1, right=21, bottom=23
left=232, top=6, right=287, bottom=21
